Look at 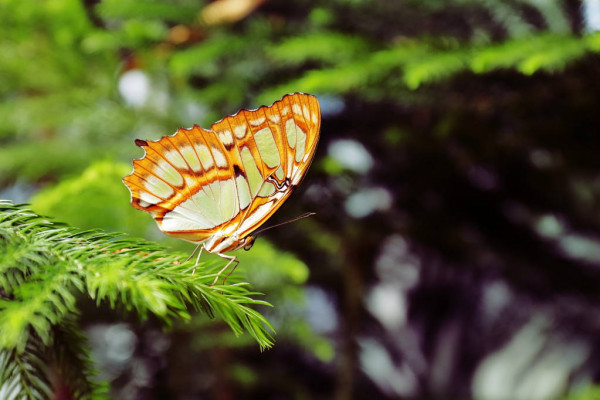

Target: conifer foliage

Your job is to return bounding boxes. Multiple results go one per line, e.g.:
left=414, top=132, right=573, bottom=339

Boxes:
left=3, top=0, right=600, bottom=398
left=0, top=201, right=273, bottom=399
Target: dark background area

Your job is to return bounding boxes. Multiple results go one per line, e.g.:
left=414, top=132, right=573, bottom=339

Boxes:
left=2, top=0, right=600, bottom=399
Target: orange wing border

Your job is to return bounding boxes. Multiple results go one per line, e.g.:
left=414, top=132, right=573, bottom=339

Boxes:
left=122, top=93, right=321, bottom=243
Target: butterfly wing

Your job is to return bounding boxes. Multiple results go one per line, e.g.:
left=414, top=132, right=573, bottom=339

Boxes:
left=211, top=93, right=321, bottom=240
left=123, top=93, right=321, bottom=244
left=123, top=124, right=238, bottom=243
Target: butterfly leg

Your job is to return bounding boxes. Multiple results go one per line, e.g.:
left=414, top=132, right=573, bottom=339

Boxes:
left=186, top=242, right=202, bottom=262
left=187, top=244, right=204, bottom=275
left=212, top=253, right=239, bottom=286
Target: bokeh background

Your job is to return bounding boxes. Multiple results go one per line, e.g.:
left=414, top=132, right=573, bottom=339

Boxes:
left=2, top=0, right=600, bottom=399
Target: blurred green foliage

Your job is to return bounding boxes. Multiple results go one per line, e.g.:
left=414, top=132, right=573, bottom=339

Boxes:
left=2, top=0, right=600, bottom=398
left=2, top=0, right=598, bottom=186
left=31, top=161, right=147, bottom=234
left=560, top=386, right=600, bottom=400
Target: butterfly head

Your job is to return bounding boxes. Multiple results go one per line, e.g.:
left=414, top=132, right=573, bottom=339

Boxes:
left=243, top=236, right=255, bottom=251
left=204, top=233, right=255, bottom=253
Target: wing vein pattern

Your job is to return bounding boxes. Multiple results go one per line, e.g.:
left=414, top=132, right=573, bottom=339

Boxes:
left=123, top=93, right=321, bottom=246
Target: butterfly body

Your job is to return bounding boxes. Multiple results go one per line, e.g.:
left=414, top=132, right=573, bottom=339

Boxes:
left=203, top=232, right=250, bottom=253
left=123, top=93, right=320, bottom=276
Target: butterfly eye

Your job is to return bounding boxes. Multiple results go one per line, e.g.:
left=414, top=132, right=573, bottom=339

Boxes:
left=243, top=237, right=255, bottom=251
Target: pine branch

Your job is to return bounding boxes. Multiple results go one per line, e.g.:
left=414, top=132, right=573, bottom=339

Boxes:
left=0, top=200, right=274, bottom=398
left=0, top=200, right=274, bottom=347
left=258, top=31, right=600, bottom=100
left=0, top=340, right=53, bottom=400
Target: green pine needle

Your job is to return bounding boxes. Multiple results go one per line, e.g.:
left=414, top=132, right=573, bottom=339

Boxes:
left=0, top=200, right=275, bottom=399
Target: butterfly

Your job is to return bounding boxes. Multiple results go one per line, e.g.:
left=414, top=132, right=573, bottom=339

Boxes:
left=123, top=93, right=321, bottom=282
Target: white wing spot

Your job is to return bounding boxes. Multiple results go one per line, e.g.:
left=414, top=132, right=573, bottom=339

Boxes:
left=212, top=147, right=228, bottom=168
left=219, top=130, right=234, bottom=146
left=154, top=162, right=183, bottom=186
left=269, top=114, right=281, bottom=124
left=281, top=106, right=290, bottom=116
left=258, top=181, right=276, bottom=197
left=240, top=146, right=263, bottom=196
left=180, top=145, right=202, bottom=172
left=254, top=127, right=280, bottom=168
left=218, top=178, right=238, bottom=220
left=184, top=175, right=196, bottom=186
left=195, top=144, right=214, bottom=169
left=275, top=166, right=285, bottom=180
left=190, top=183, right=222, bottom=225
left=234, top=124, right=247, bottom=139
left=311, top=112, right=318, bottom=124
left=250, top=116, right=266, bottom=126
left=292, top=104, right=303, bottom=116
left=140, top=191, right=161, bottom=205
left=236, top=198, right=285, bottom=234
left=165, top=150, right=188, bottom=169
left=287, top=153, right=295, bottom=177
left=295, top=126, right=307, bottom=162
left=302, top=105, right=310, bottom=119
left=292, top=171, right=303, bottom=185
left=285, top=118, right=304, bottom=149
left=236, top=175, right=252, bottom=209
left=144, top=175, right=173, bottom=198
left=161, top=202, right=216, bottom=231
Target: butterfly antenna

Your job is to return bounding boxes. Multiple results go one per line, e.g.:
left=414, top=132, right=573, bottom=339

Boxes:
left=253, top=212, right=316, bottom=237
